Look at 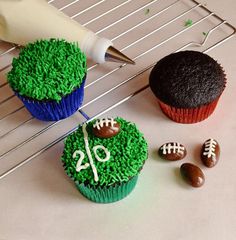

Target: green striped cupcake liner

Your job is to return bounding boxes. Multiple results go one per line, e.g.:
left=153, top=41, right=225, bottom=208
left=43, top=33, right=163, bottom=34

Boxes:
left=75, top=175, right=138, bottom=203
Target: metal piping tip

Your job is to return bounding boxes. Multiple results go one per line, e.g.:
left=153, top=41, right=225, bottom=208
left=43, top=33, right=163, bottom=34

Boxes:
left=105, top=46, right=135, bottom=65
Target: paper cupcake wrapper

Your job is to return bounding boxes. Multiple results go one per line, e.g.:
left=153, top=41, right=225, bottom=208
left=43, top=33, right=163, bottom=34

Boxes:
left=75, top=175, right=138, bottom=203
left=15, top=79, right=85, bottom=121
left=157, top=96, right=221, bottom=124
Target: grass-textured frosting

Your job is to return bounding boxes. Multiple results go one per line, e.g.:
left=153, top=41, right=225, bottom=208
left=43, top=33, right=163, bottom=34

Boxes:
left=61, top=117, right=148, bottom=187
left=7, top=39, right=87, bottom=101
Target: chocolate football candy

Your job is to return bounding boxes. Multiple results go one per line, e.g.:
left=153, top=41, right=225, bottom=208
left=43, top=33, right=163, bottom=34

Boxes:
left=180, top=163, right=205, bottom=188
left=158, top=142, right=187, bottom=161
left=201, top=139, right=220, bottom=168
left=92, top=118, right=120, bottom=138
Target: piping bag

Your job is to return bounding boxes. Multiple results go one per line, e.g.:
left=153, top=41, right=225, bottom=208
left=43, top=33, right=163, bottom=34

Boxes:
left=0, top=0, right=134, bottom=64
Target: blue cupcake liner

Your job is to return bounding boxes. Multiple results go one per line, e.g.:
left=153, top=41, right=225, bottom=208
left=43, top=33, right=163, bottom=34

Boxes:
left=15, top=79, right=85, bottom=121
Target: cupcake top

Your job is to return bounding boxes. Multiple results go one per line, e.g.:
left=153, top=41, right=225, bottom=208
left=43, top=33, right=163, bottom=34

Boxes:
left=61, top=117, right=148, bottom=187
left=7, top=39, right=87, bottom=101
left=149, top=51, right=225, bottom=108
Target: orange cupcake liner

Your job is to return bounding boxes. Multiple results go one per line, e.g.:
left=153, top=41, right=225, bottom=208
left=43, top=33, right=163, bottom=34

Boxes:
left=157, top=97, right=221, bottom=124
left=157, top=66, right=226, bottom=124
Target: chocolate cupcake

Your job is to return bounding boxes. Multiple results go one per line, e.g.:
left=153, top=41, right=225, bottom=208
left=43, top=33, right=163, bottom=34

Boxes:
left=149, top=51, right=226, bottom=123
left=61, top=117, right=148, bottom=203
left=7, top=39, right=87, bottom=121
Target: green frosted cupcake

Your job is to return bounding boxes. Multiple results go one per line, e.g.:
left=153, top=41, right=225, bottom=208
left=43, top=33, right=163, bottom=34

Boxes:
left=7, top=39, right=87, bottom=121
left=61, top=117, right=148, bottom=203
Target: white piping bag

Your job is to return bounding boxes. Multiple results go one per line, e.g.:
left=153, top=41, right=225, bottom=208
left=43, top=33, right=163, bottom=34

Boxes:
left=0, top=0, right=134, bottom=64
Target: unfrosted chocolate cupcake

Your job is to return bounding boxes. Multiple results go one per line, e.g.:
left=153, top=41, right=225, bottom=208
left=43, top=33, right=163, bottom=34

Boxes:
left=149, top=51, right=226, bottom=123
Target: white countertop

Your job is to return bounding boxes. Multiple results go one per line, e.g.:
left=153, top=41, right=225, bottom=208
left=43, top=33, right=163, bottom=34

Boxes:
left=0, top=0, right=236, bottom=239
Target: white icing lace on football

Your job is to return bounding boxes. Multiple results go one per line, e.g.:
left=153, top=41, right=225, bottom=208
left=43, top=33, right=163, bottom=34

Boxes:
left=72, top=123, right=110, bottom=182
left=93, top=117, right=116, bottom=130
left=203, top=139, right=217, bottom=158
left=161, top=142, right=185, bottom=154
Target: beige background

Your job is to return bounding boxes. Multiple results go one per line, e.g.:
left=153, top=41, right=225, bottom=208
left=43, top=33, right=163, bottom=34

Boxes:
left=0, top=0, right=236, bottom=239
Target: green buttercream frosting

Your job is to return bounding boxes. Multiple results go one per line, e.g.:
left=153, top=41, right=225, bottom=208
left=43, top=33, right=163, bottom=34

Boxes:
left=61, top=117, right=148, bottom=186
left=7, top=39, right=87, bottom=101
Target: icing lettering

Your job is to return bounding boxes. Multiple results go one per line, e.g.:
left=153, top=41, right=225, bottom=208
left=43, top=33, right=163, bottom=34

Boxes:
left=72, top=123, right=110, bottom=182
left=93, top=145, right=110, bottom=162
left=73, top=150, right=89, bottom=172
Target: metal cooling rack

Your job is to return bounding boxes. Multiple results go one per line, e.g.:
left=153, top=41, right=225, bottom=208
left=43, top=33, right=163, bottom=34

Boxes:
left=0, top=0, right=235, bottom=180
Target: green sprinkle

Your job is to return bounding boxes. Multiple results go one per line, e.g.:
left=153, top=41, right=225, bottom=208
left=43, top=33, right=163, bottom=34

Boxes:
left=184, top=19, right=193, bottom=27
left=145, top=8, right=150, bottom=15
left=203, top=31, right=208, bottom=36
left=7, top=39, right=87, bottom=102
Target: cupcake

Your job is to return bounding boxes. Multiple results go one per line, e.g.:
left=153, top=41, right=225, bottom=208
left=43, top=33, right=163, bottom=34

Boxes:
left=61, top=117, right=148, bottom=203
left=149, top=51, right=226, bottom=123
left=7, top=39, right=87, bottom=121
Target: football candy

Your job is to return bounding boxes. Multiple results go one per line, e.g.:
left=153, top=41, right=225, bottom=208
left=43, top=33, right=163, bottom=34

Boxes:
left=92, top=118, right=120, bottom=138
left=159, top=142, right=187, bottom=161
left=180, top=163, right=205, bottom=188
left=201, top=139, right=220, bottom=168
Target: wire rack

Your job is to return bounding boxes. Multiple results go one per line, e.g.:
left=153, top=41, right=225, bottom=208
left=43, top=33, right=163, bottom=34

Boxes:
left=0, top=0, right=235, bottom=180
